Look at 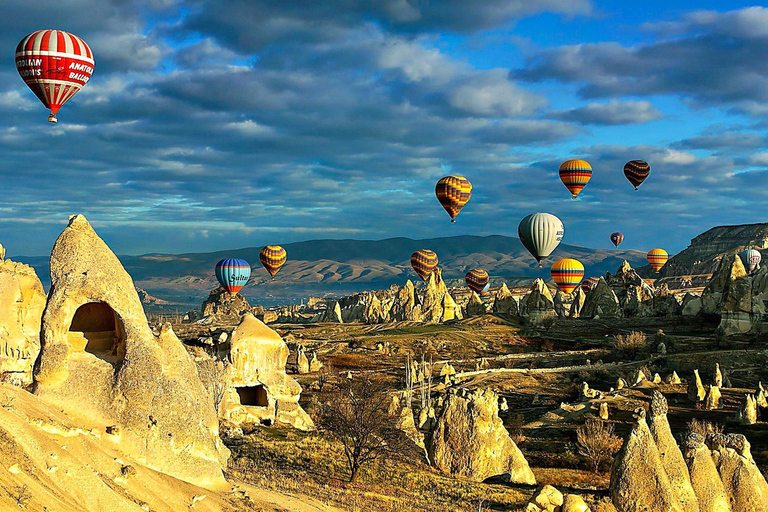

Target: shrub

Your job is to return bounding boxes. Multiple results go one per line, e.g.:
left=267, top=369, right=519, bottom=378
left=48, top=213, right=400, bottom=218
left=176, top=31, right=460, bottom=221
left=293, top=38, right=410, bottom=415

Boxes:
left=576, top=418, right=623, bottom=473
left=685, top=418, right=723, bottom=439
left=613, top=331, right=647, bottom=358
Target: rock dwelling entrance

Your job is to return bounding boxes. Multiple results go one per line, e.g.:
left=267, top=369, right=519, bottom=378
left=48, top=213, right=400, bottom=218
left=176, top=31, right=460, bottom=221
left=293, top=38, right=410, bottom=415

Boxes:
left=236, top=384, right=268, bottom=407
left=68, top=302, right=126, bottom=364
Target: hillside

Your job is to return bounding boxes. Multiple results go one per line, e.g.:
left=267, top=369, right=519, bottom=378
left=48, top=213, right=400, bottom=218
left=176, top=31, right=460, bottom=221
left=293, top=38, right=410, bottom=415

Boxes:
left=20, top=235, right=646, bottom=306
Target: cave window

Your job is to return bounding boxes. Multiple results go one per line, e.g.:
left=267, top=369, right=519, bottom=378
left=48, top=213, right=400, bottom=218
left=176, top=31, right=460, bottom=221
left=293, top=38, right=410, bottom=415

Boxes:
left=68, top=302, right=125, bottom=364
left=236, top=385, right=268, bottom=407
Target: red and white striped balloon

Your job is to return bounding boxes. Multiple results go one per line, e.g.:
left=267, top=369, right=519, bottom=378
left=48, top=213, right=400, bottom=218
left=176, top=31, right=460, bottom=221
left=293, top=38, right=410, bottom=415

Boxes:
left=16, top=30, right=94, bottom=123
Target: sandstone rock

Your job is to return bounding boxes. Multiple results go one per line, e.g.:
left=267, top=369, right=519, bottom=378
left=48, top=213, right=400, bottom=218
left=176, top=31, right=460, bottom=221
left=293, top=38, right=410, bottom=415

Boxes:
left=0, top=257, right=46, bottom=386
left=499, top=397, right=509, bottom=412
left=736, top=394, right=757, bottom=425
left=582, top=277, right=622, bottom=319
left=418, top=405, right=435, bottom=431
left=683, top=433, right=731, bottom=512
left=528, top=485, right=564, bottom=512
left=648, top=392, right=700, bottom=512
left=610, top=408, right=684, bottom=512
left=681, top=293, right=703, bottom=317
left=756, top=384, right=767, bottom=408
left=654, top=284, right=682, bottom=317
left=633, top=370, right=647, bottom=386
left=580, top=382, right=601, bottom=400
left=688, top=370, right=706, bottom=403
left=653, top=373, right=663, bottom=384
left=554, top=291, right=567, bottom=318
left=34, top=215, right=228, bottom=490
left=389, top=280, right=422, bottom=321
left=622, top=284, right=655, bottom=318
left=220, top=314, right=313, bottom=431
left=667, top=372, right=682, bottom=385
left=465, top=291, right=487, bottom=317
left=707, top=433, right=768, bottom=511
left=705, top=386, right=722, bottom=410
left=569, top=286, right=586, bottom=318
left=309, top=351, right=322, bottom=372
left=321, top=301, right=343, bottom=323
left=201, top=286, right=251, bottom=318
left=563, top=494, right=591, bottom=512
left=702, top=254, right=746, bottom=314
left=617, top=378, right=627, bottom=390
left=388, top=394, right=426, bottom=456
left=599, top=402, right=609, bottom=420
left=421, top=269, right=463, bottom=323
left=519, top=279, right=556, bottom=324
left=492, top=283, right=519, bottom=315
left=297, top=349, right=310, bottom=374
left=714, top=363, right=723, bottom=388
left=429, top=389, right=535, bottom=484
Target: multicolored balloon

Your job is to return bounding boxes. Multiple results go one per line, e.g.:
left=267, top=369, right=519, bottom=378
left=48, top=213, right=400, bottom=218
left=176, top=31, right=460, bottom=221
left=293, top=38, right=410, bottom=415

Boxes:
left=647, top=248, right=668, bottom=272
left=559, top=159, right=592, bottom=200
left=581, top=277, right=599, bottom=294
left=624, top=160, right=650, bottom=190
left=259, top=245, right=287, bottom=277
left=215, top=258, right=251, bottom=293
left=435, top=175, right=472, bottom=222
left=551, top=258, right=585, bottom=294
left=411, top=249, right=438, bottom=281
left=465, top=269, right=489, bottom=294
left=610, top=232, right=624, bottom=248
left=16, top=30, right=94, bottom=123
left=740, top=249, right=762, bottom=273
left=518, top=213, right=564, bottom=268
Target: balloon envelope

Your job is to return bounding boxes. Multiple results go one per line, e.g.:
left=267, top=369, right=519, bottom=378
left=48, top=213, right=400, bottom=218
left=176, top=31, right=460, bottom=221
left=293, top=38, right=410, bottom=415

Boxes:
left=435, top=175, right=472, bottom=222
left=581, top=277, right=599, bottom=294
left=647, top=248, right=668, bottom=272
left=411, top=249, right=438, bottom=280
left=215, top=258, right=251, bottom=293
left=740, top=249, right=762, bottom=273
left=465, top=268, right=489, bottom=294
left=624, top=160, right=650, bottom=190
left=518, top=213, right=564, bottom=267
left=610, top=232, right=624, bottom=248
left=559, top=159, right=592, bottom=199
left=260, top=246, right=287, bottom=277
left=551, top=258, right=585, bottom=294
left=16, top=30, right=94, bottom=122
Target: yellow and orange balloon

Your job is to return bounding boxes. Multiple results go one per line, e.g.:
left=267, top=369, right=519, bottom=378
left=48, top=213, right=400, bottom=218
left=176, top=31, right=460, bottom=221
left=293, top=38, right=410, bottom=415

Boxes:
left=435, top=175, right=472, bottom=222
left=550, top=258, right=585, bottom=294
left=259, top=245, right=287, bottom=277
left=559, top=159, right=592, bottom=200
left=411, top=249, right=438, bottom=280
left=647, top=248, right=668, bottom=272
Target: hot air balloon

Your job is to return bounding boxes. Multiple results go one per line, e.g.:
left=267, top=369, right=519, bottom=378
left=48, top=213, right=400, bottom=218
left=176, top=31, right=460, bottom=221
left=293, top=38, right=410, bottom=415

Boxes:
left=215, top=258, right=251, bottom=293
left=16, top=30, right=94, bottom=123
left=550, top=259, right=584, bottom=294
left=518, top=213, right=564, bottom=268
left=647, top=248, right=668, bottom=272
left=624, top=160, right=650, bottom=190
left=610, top=232, right=624, bottom=248
left=435, top=176, right=472, bottom=222
left=411, top=249, right=438, bottom=280
left=740, top=249, right=762, bottom=273
left=259, top=245, right=287, bottom=277
left=559, top=159, right=592, bottom=200
left=581, top=277, right=599, bottom=294
left=465, top=269, right=489, bottom=294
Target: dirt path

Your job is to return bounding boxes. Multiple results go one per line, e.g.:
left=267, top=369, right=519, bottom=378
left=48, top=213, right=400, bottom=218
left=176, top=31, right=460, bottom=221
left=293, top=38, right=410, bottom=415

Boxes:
left=235, top=482, right=347, bottom=512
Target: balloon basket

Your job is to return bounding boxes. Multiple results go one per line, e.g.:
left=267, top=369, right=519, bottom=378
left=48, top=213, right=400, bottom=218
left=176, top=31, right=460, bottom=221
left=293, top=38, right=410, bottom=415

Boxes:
left=571, top=195, right=577, bottom=200
left=48, top=114, right=58, bottom=123
left=451, top=219, right=456, bottom=223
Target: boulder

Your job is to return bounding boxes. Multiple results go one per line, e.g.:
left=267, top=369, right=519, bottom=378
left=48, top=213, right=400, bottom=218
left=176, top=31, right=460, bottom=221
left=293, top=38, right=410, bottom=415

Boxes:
left=582, top=277, right=622, bottom=319
left=34, top=215, right=228, bottom=490
left=492, top=283, right=519, bottom=315
left=429, top=389, right=535, bottom=484
left=0, top=257, right=46, bottom=386
left=220, top=314, right=313, bottom=431
left=610, top=408, right=684, bottom=512
left=648, top=392, right=700, bottom=512
left=562, top=494, right=591, bottom=512
left=569, top=286, right=586, bottom=318
left=688, top=370, right=706, bottom=403
left=707, top=433, right=768, bottom=511
left=527, top=485, right=564, bottom=512
left=465, top=291, right=487, bottom=317
left=683, top=433, right=731, bottom=512
left=519, top=279, right=556, bottom=324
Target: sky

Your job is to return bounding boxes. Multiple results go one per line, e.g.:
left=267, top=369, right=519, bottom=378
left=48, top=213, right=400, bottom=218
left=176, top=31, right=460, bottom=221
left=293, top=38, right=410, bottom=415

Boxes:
left=2, top=0, right=768, bottom=258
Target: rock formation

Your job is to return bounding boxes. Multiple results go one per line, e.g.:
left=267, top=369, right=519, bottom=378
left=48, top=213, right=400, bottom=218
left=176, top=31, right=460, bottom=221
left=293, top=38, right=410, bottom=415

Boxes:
left=714, top=363, right=723, bottom=388
left=554, top=291, right=567, bottom=318
left=705, top=386, right=722, bottom=410
left=309, top=351, right=322, bottom=372
left=654, top=284, right=682, bottom=317
left=465, top=291, right=487, bottom=316
left=389, top=280, right=422, bottom=321
left=707, top=433, right=768, bottom=511
left=683, top=433, right=732, bottom=512
left=219, top=314, right=313, bottom=431
left=297, top=347, right=310, bottom=374
left=429, top=388, right=535, bottom=484
left=493, top=283, right=519, bottom=315
left=34, top=215, right=228, bottom=490
left=519, top=279, right=556, bottom=324
left=581, top=277, right=622, bottom=319
left=562, top=494, right=591, bottom=512
left=0, top=256, right=46, bottom=386
left=610, top=408, right=684, bottom=512
left=321, top=300, right=343, bottom=323
left=421, top=269, right=463, bottom=323
left=526, top=485, right=563, bottom=512
left=688, top=370, right=706, bottom=403
left=667, top=372, right=682, bottom=385
left=388, top=394, right=426, bottom=458
left=200, top=286, right=251, bottom=318
left=648, top=392, right=700, bottom=512
left=736, top=394, right=757, bottom=425
left=599, top=402, right=609, bottom=420
left=569, top=286, right=586, bottom=318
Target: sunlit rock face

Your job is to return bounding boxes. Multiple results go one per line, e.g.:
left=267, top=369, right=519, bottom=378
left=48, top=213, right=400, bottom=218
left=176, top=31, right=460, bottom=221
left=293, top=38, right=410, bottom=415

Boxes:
left=33, top=214, right=229, bottom=491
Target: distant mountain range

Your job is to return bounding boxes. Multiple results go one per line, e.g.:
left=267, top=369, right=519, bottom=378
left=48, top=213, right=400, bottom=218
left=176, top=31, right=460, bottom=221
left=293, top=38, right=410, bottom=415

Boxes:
left=20, top=235, right=646, bottom=308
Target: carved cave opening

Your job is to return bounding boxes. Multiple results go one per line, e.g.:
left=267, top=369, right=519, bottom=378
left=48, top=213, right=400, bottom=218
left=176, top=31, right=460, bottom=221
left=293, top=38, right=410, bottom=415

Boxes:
left=68, top=302, right=126, bottom=364
left=236, top=384, right=268, bottom=407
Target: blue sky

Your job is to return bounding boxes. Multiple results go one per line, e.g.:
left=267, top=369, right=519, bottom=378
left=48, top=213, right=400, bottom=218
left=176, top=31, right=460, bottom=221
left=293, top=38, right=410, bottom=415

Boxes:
left=3, top=1, right=768, bottom=258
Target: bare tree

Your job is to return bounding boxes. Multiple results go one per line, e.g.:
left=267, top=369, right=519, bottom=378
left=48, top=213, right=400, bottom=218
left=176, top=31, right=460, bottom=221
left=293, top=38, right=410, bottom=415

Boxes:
left=576, top=418, right=623, bottom=473
left=319, top=377, right=410, bottom=482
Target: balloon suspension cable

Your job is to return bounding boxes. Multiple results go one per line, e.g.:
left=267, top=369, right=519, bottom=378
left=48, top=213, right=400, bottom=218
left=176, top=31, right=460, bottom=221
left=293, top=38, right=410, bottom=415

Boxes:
left=48, top=114, right=58, bottom=124
left=634, top=187, right=639, bottom=191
